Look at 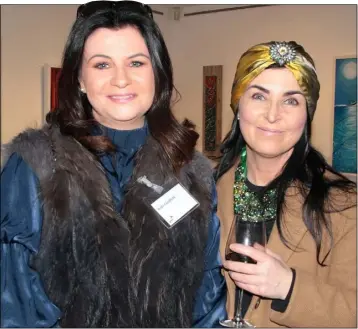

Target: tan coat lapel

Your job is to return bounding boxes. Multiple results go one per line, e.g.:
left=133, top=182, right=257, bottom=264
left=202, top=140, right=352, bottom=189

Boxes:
left=266, top=188, right=308, bottom=264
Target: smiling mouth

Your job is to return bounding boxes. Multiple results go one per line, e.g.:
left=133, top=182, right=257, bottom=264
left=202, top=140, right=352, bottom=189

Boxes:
left=258, top=127, right=283, bottom=134
left=108, top=94, right=136, bottom=103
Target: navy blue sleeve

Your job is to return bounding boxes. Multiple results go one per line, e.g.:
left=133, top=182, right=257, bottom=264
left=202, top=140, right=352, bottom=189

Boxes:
left=192, top=182, right=228, bottom=328
left=271, top=268, right=296, bottom=312
left=1, top=153, right=61, bottom=328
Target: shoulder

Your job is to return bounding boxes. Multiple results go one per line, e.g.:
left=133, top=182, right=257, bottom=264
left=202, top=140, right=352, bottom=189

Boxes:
left=327, top=186, right=356, bottom=230
left=1, top=152, right=39, bottom=192
left=189, top=151, right=215, bottom=191
left=286, top=174, right=357, bottom=207
left=4, top=125, right=50, bottom=148
left=1, top=152, right=35, bottom=179
left=286, top=178, right=356, bottom=239
left=323, top=170, right=357, bottom=217
left=2, top=124, right=75, bottom=179
left=191, top=151, right=214, bottom=174
left=2, top=126, right=51, bottom=164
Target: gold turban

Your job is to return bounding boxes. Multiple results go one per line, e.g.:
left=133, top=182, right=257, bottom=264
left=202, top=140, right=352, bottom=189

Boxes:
left=231, top=41, right=320, bottom=120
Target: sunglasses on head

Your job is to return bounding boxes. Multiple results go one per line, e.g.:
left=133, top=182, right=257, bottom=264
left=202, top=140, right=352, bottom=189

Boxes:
left=77, top=0, right=153, bottom=19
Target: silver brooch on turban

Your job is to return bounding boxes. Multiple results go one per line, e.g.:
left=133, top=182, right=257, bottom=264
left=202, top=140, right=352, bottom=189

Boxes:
left=269, top=42, right=296, bottom=66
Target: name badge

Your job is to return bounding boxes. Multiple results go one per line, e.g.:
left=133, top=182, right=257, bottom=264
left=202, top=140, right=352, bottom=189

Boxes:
left=151, top=183, right=199, bottom=228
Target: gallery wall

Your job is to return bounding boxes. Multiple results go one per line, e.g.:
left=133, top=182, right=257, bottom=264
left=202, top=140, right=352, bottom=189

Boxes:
left=1, top=4, right=356, bottom=168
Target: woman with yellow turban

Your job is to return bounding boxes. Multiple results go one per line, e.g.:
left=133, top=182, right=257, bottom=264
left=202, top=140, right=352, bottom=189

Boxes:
left=215, top=41, right=356, bottom=327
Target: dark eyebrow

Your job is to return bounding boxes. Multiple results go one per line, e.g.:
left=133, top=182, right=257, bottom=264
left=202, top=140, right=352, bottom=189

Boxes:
left=87, top=54, right=111, bottom=62
left=247, top=85, right=270, bottom=94
left=127, top=52, right=150, bottom=60
left=248, top=84, right=304, bottom=97
left=87, top=53, right=150, bottom=62
left=283, top=90, right=305, bottom=97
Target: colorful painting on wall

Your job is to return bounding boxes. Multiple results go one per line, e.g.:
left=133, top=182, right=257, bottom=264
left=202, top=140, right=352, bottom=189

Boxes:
left=50, top=67, right=61, bottom=112
left=43, top=64, right=61, bottom=123
left=203, top=65, right=222, bottom=160
left=332, top=57, right=357, bottom=175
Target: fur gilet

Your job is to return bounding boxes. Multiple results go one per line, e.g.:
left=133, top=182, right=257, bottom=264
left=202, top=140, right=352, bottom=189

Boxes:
left=4, top=125, right=213, bottom=328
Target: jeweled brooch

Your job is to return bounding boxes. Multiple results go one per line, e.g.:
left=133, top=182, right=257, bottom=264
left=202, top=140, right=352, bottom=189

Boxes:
left=269, top=42, right=296, bottom=66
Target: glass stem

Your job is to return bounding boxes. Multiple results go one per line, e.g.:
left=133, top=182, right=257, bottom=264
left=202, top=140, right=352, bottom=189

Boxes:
left=234, top=287, right=244, bottom=322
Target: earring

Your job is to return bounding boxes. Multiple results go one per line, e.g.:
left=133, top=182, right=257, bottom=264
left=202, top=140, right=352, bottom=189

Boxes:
left=237, top=113, right=240, bottom=120
left=80, top=87, right=86, bottom=93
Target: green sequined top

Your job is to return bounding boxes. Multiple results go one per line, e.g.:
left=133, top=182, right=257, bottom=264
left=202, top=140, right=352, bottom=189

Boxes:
left=233, top=147, right=278, bottom=222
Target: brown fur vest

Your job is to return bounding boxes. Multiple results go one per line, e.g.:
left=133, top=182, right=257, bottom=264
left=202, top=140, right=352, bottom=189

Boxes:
left=4, top=125, right=213, bottom=327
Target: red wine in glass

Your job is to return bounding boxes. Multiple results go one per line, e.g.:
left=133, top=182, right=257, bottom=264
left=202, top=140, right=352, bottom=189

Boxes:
left=220, top=216, right=266, bottom=328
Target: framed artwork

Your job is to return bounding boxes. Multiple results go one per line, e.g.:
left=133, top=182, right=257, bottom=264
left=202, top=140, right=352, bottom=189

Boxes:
left=43, top=64, right=61, bottom=123
left=332, top=57, right=357, bottom=178
left=202, top=65, right=222, bottom=159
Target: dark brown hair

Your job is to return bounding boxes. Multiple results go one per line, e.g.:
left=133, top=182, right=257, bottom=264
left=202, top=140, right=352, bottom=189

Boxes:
left=47, top=3, right=198, bottom=173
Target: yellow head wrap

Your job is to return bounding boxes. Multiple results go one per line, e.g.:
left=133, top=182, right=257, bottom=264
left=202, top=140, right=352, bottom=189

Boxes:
left=231, top=41, right=320, bottom=120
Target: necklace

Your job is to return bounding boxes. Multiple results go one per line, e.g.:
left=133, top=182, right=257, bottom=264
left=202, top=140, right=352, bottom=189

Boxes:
left=233, top=147, right=277, bottom=222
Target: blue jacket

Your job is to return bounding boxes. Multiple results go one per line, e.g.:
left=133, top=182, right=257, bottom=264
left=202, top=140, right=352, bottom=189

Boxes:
left=1, top=126, right=227, bottom=327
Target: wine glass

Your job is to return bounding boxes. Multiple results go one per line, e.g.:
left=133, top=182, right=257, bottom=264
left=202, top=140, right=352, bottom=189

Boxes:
left=220, top=215, right=266, bottom=328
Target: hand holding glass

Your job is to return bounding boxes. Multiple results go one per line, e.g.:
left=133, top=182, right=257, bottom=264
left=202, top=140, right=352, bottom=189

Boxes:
left=220, top=216, right=266, bottom=328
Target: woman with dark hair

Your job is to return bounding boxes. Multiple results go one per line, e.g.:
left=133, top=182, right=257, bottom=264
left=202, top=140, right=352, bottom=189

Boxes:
left=0, top=1, right=227, bottom=327
left=215, top=41, right=356, bottom=327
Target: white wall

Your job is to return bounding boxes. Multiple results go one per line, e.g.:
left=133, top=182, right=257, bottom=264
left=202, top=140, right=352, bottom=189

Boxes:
left=169, top=4, right=357, bottom=164
left=1, top=5, right=76, bottom=143
left=1, top=4, right=356, bottom=165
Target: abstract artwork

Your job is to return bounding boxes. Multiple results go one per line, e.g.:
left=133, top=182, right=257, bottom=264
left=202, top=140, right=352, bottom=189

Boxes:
left=332, top=57, right=357, bottom=175
left=43, top=64, right=61, bottom=123
left=203, top=65, right=222, bottom=159
left=50, top=67, right=61, bottom=112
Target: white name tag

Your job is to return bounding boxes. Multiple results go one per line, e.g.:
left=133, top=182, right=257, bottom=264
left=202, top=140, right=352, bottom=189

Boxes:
left=151, top=183, right=199, bottom=227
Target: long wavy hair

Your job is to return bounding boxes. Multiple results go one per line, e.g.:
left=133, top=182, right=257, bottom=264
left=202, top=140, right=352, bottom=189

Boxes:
left=216, top=41, right=356, bottom=265
left=47, top=3, right=198, bottom=173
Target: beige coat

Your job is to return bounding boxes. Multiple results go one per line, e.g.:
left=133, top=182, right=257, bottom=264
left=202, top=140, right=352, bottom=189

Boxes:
left=216, top=163, right=357, bottom=327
